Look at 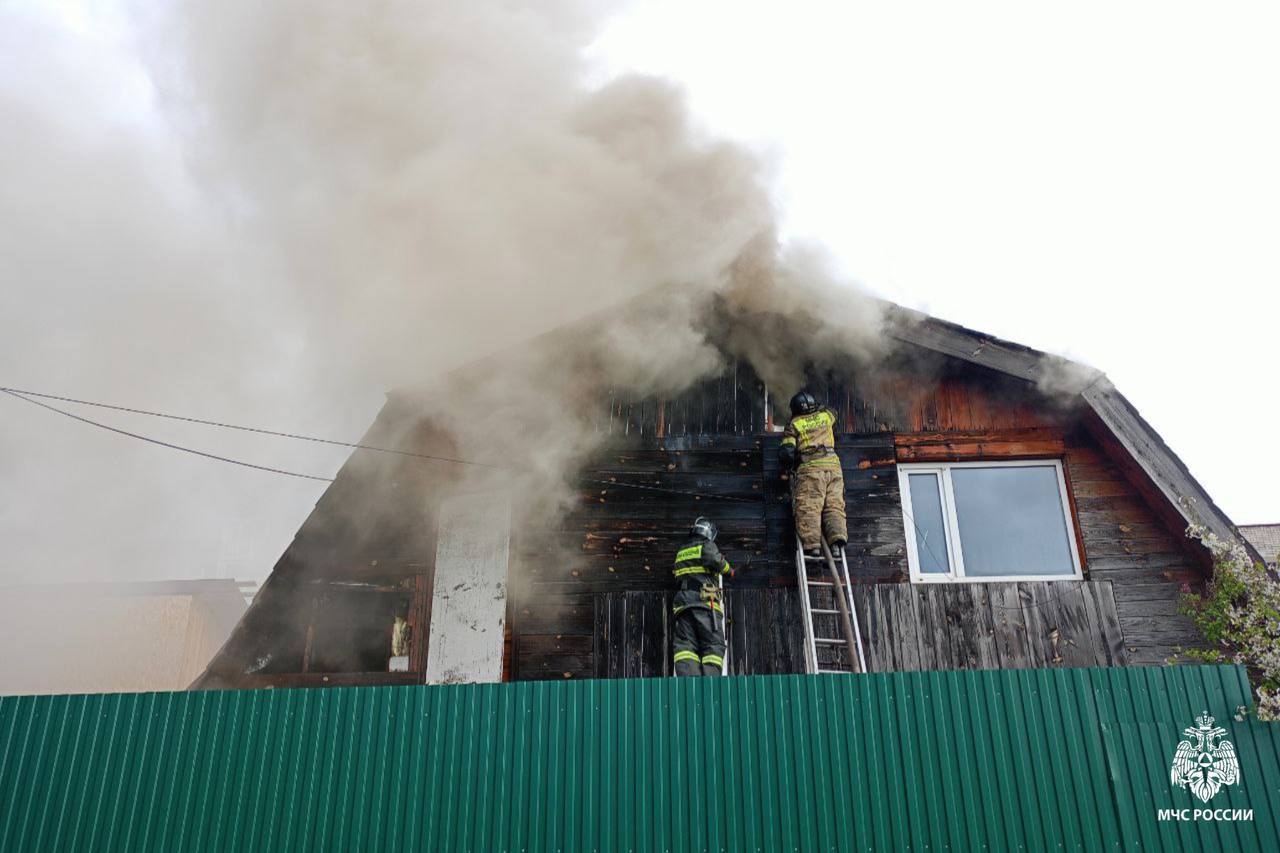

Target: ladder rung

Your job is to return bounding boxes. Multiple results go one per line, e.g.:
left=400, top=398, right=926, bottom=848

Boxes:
left=810, top=608, right=839, bottom=615
left=813, top=638, right=847, bottom=645
left=816, top=669, right=849, bottom=674
left=806, top=580, right=833, bottom=587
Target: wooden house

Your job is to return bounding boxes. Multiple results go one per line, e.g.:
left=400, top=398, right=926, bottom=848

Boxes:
left=194, top=302, right=1261, bottom=689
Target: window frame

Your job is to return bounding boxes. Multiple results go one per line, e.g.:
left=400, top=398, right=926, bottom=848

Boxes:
left=897, top=458, right=1083, bottom=584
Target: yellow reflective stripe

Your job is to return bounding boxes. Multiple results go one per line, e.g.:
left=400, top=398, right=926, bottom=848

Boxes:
left=780, top=436, right=796, bottom=447
left=673, top=650, right=700, bottom=663
left=673, top=567, right=707, bottom=577
left=701, top=654, right=724, bottom=666
left=721, top=561, right=731, bottom=574
left=675, top=545, right=702, bottom=563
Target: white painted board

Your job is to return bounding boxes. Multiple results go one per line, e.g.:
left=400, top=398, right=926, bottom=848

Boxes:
left=425, top=491, right=510, bottom=683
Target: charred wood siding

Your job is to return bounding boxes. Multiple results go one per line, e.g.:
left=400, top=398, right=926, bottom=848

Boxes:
left=805, top=370, right=1060, bottom=434
left=511, top=436, right=767, bottom=681
left=591, top=590, right=806, bottom=678
left=763, top=433, right=907, bottom=584
left=507, top=364, right=1206, bottom=680
left=205, top=353, right=1207, bottom=687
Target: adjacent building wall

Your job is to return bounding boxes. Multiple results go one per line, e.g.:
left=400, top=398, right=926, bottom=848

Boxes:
left=0, top=580, right=247, bottom=695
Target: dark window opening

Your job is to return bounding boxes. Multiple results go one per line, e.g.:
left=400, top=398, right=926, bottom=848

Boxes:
left=306, top=582, right=414, bottom=674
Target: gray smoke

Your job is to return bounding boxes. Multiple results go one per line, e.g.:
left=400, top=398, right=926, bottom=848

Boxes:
left=1, top=1, right=887, bottom=591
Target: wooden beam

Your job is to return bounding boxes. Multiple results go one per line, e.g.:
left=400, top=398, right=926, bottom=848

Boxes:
left=894, top=428, right=1065, bottom=463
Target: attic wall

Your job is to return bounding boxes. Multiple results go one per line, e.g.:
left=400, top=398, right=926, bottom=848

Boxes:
left=509, top=363, right=1207, bottom=680
left=202, top=354, right=1209, bottom=687
left=1064, top=429, right=1205, bottom=665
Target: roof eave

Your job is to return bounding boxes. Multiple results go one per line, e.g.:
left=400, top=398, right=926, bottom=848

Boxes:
left=885, top=306, right=1263, bottom=566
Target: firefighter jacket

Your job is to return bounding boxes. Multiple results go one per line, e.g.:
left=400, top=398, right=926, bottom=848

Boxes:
left=672, top=535, right=732, bottom=614
left=780, top=408, right=841, bottom=471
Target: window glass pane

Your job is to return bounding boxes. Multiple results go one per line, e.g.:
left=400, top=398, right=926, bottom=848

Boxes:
left=907, top=472, right=950, bottom=574
left=950, top=465, right=1074, bottom=577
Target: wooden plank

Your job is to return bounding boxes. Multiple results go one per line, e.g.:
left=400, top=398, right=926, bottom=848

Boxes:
left=895, top=440, right=1065, bottom=463
left=1081, top=581, right=1127, bottom=666
left=892, top=586, right=924, bottom=672
left=988, top=583, right=1030, bottom=668
left=893, top=428, right=1065, bottom=448
left=1049, top=584, right=1097, bottom=669
left=963, top=584, right=1001, bottom=670
left=848, top=586, right=875, bottom=672
left=1017, top=583, right=1057, bottom=667
left=861, top=585, right=894, bottom=671
left=914, top=584, right=952, bottom=671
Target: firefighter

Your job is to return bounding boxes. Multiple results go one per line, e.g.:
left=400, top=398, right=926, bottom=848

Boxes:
left=779, top=391, right=848, bottom=557
left=671, top=516, right=733, bottom=676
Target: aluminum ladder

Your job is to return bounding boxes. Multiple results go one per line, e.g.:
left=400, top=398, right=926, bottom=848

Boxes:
left=795, top=537, right=868, bottom=674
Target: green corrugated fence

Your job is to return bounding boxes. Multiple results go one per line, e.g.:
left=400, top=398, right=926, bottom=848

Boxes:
left=1, top=666, right=1277, bottom=851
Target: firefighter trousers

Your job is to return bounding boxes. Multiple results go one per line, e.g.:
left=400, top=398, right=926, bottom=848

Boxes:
left=672, top=607, right=725, bottom=676
left=792, top=465, right=848, bottom=551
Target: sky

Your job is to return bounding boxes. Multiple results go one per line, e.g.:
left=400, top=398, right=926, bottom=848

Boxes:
left=1, top=1, right=1276, bottom=588
left=592, top=1, right=1280, bottom=524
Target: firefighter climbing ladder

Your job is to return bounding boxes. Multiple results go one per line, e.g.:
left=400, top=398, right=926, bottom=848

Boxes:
left=795, top=537, right=868, bottom=674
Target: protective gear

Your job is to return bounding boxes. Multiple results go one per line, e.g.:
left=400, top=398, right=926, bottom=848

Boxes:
left=671, top=531, right=733, bottom=677
left=778, top=442, right=797, bottom=471
left=672, top=536, right=732, bottom=592
left=793, top=467, right=848, bottom=550
left=672, top=607, right=725, bottom=676
left=780, top=407, right=840, bottom=472
left=783, top=406, right=848, bottom=551
left=690, top=516, right=718, bottom=542
left=789, top=390, right=819, bottom=417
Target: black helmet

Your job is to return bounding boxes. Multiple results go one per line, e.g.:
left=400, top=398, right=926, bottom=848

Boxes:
left=690, top=516, right=718, bottom=541
left=790, top=390, right=819, bottom=417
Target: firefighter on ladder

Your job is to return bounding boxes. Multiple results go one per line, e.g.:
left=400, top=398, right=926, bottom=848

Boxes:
left=671, top=516, right=733, bottom=676
left=779, top=391, right=848, bottom=558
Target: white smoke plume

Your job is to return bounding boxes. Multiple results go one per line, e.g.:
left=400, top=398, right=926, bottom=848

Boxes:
left=1, top=1, right=885, bottom=590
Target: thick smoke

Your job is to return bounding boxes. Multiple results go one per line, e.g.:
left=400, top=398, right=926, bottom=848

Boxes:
left=1, top=1, right=886, bottom=595
left=138, top=1, right=888, bottom=523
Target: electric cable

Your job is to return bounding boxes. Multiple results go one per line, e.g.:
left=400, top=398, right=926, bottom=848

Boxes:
left=2, top=388, right=336, bottom=482
left=0, top=385, right=505, bottom=470
left=3, top=381, right=1095, bottom=598
left=0, top=384, right=756, bottom=501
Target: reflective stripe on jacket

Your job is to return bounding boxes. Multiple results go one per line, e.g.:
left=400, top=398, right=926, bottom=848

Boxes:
left=672, top=535, right=731, bottom=614
left=780, top=408, right=841, bottom=470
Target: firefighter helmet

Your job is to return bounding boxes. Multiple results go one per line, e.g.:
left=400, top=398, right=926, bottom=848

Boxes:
left=789, top=390, right=819, bottom=416
left=690, top=516, right=718, bottom=541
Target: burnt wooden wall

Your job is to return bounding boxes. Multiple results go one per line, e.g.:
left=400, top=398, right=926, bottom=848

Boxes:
left=202, top=352, right=1208, bottom=688
left=509, top=361, right=1208, bottom=680
left=593, top=591, right=807, bottom=678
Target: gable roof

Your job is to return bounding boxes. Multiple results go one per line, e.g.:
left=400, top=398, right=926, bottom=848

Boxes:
left=884, top=304, right=1261, bottom=564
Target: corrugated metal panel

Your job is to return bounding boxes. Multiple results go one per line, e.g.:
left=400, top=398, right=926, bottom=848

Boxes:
left=1, top=665, right=1277, bottom=851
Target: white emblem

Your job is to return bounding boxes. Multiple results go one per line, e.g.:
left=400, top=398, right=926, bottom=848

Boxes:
left=1170, top=713, right=1241, bottom=803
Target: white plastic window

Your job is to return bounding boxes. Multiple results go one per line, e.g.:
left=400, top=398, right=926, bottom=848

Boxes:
left=897, top=460, right=1082, bottom=582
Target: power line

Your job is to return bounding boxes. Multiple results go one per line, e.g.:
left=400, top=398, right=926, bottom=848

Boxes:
left=0, top=384, right=755, bottom=501
left=0, top=385, right=506, bottom=471
left=1, top=389, right=336, bottom=483
left=6, top=385, right=1093, bottom=603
